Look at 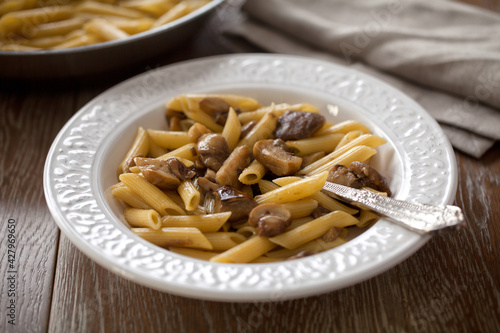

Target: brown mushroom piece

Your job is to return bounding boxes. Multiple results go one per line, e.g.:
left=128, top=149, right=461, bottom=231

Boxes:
left=134, top=157, right=195, bottom=190
left=216, top=145, right=251, bottom=189
left=253, top=139, right=302, bottom=176
left=166, top=158, right=196, bottom=180
left=199, top=97, right=236, bottom=125
left=197, top=133, right=230, bottom=171
left=240, top=120, right=257, bottom=139
left=274, top=110, right=325, bottom=140
left=326, top=164, right=364, bottom=189
left=197, top=176, right=219, bottom=192
left=349, top=161, right=392, bottom=196
left=322, top=226, right=342, bottom=242
left=214, top=186, right=257, bottom=222
left=248, top=203, right=292, bottom=237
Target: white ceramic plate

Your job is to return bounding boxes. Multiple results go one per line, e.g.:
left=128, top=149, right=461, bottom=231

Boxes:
left=44, top=54, right=457, bottom=302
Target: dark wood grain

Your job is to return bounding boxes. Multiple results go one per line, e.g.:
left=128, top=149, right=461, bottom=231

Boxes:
left=0, top=87, right=75, bottom=333
left=1, top=0, right=500, bottom=332
left=45, top=145, right=500, bottom=333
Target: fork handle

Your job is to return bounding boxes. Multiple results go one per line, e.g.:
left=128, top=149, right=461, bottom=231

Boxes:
left=323, top=182, right=465, bottom=234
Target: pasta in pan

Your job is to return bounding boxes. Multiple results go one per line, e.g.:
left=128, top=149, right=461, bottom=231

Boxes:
left=112, top=93, right=392, bottom=263
left=0, top=0, right=212, bottom=51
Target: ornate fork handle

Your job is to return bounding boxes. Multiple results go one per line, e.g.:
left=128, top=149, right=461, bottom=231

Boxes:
left=322, top=182, right=465, bottom=234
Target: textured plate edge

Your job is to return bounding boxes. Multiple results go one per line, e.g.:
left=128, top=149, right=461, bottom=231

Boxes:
left=42, top=53, right=459, bottom=302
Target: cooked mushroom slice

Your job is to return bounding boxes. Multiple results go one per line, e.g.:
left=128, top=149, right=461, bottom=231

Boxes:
left=123, top=153, right=143, bottom=173
left=214, top=186, right=257, bottom=222
left=204, top=168, right=217, bottom=182
left=197, top=176, right=219, bottom=192
left=326, top=164, right=364, bottom=189
left=134, top=157, right=195, bottom=190
left=216, top=145, right=251, bottom=189
left=199, top=97, right=236, bottom=125
left=166, top=108, right=186, bottom=122
left=322, top=226, right=342, bottom=242
left=197, top=133, right=230, bottom=171
left=199, top=97, right=231, bottom=114
left=240, top=120, right=257, bottom=139
left=139, top=167, right=181, bottom=190
left=253, top=139, right=303, bottom=176
left=168, top=116, right=182, bottom=131
left=248, top=203, right=292, bottom=237
left=274, top=110, right=325, bottom=140
left=165, top=158, right=196, bottom=180
left=349, top=161, right=392, bottom=196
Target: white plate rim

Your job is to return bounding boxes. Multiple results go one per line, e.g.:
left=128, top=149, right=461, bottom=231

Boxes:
left=43, top=54, right=457, bottom=302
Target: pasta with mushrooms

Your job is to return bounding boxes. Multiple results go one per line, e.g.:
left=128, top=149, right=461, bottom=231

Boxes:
left=112, top=93, right=392, bottom=263
left=0, top=0, right=212, bottom=51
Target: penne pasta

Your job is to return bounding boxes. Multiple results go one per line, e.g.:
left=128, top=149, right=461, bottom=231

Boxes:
left=239, top=159, right=267, bottom=185
left=177, top=179, right=200, bottom=211
left=250, top=256, right=282, bottom=263
left=147, top=139, right=167, bottom=158
left=157, top=142, right=198, bottom=161
left=167, top=94, right=262, bottom=113
left=269, top=211, right=358, bottom=250
left=356, top=209, right=380, bottom=228
left=287, top=133, right=344, bottom=156
left=0, top=5, right=73, bottom=34
left=298, top=134, right=386, bottom=175
left=265, top=237, right=347, bottom=259
left=124, top=208, right=161, bottom=230
left=282, top=198, right=318, bottom=219
left=120, top=0, right=176, bottom=18
left=238, top=103, right=319, bottom=124
left=0, top=0, right=214, bottom=50
left=29, top=17, right=86, bottom=39
left=204, top=232, right=247, bottom=251
left=334, top=131, right=363, bottom=151
left=117, top=126, right=149, bottom=176
left=161, top=212, right=231, bottom=232
left=119, top=173, right=185, bottom=216
left=236, top=111, right=278, bottom=148
left=169, top=247, right=219, bottom=261
left=147, top=129, right=191, bottom=149
left=177, top=95, right=224, bottom=132
left=305, top=145, right=378, bottom=177
left=76, top=1, right=144, bottom=19
left=152, top=1, right=190, bottom=27
left=222, top=107, right=241, bottom=151
left=255, top=172, right=328, bottom=205
left=210, top=236, right=277, bottom=263
left=272, top=176, right=358, bottom=215
left=132, top=227, right=212, bottom=250
left=257, top=179, right=280, bottom=194
left=314, top=120, right=372, bottom=136
left=84, top=17, right=129, bottom=41
left=111, top=182, right=152, bottom=210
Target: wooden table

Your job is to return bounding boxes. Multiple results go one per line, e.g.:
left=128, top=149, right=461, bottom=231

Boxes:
left=1, top=2, right=499, bottom=332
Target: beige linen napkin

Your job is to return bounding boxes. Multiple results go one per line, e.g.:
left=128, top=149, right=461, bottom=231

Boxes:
left=222, top=0, right=500, bottom=157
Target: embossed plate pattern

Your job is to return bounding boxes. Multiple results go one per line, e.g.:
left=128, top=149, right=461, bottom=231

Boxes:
left=44, top=54, right=457, bottom=301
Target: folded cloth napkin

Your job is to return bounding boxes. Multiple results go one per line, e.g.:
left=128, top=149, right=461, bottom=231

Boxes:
left=221, top=0, right=500, bottom=157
